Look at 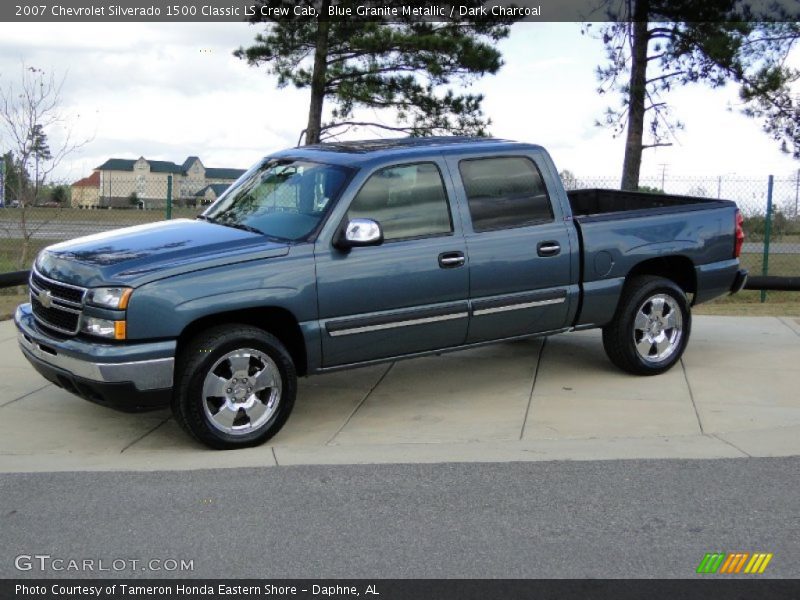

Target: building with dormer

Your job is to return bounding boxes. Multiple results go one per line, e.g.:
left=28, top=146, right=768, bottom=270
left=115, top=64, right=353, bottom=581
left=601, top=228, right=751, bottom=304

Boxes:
left=80, top=156, right=245, bottom=208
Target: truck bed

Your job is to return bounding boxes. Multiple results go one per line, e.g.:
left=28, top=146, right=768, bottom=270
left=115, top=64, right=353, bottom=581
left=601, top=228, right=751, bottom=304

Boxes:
left=567, top=188, right=732, bottom=220
left=566, top=188, right=741, bottom=329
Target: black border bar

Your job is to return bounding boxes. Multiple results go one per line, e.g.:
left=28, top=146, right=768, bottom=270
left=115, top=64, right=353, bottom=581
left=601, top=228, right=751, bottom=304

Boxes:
left=4, top=579, right=800, bottom=600
left=3, top=0, right=799, bottom=23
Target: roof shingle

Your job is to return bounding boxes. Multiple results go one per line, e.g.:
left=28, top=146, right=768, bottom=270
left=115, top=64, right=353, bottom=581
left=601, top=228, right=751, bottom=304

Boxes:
left=71, top=171, right=100, bottom=187
left=95, top=157, right=243, bottom=178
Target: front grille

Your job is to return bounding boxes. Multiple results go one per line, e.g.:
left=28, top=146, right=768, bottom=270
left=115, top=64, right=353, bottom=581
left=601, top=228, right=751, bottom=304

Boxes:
left=29, top=269, right=87, bottom=335
left=30, top=271, right=84, bottom=303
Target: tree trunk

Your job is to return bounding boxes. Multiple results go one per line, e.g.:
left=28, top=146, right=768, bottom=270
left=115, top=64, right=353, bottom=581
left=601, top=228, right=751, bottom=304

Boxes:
left=304, top=4, right=330, bottom=145
left=620, top=0, right=650, bottom=191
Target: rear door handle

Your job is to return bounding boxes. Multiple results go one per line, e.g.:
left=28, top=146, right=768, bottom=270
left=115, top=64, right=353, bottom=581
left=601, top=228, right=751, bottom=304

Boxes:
left=439, top=251, right=465, bottom=268
left=537, top=241, right=561, bottom=257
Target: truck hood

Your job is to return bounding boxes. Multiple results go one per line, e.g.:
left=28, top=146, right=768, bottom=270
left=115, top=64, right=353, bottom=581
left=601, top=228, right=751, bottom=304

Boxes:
left=35, top=219, right=290, bottom=287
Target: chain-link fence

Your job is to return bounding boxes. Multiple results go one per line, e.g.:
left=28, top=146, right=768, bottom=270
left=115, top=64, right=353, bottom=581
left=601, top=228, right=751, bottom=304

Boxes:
left=2, top=172, right=799, bottom=304
left=0, top=175, right=212, bottom=273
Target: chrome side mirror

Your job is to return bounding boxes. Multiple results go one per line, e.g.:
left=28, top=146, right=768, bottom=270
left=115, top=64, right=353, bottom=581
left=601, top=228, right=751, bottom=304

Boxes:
left=337, top=218, right=384, bottom=248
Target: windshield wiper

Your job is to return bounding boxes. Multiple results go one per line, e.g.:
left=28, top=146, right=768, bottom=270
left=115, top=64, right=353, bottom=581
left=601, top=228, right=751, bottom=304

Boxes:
left=197, top=214, right=289, bottom=242
left=226, top=222, right=268, bottom=235
left=197, top=213, right=261, bottom=233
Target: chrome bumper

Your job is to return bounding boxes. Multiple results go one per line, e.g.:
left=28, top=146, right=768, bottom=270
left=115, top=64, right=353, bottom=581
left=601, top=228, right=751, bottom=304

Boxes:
left=15, top=304, right=174, bottom=391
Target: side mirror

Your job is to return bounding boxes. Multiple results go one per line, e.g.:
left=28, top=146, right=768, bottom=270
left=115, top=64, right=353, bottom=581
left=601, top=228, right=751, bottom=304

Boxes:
left=336, top=218, right=384, bottom=249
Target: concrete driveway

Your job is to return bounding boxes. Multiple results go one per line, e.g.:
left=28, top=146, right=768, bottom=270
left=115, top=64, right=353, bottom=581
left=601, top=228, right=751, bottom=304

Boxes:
left=1, top=315, right=799, bottom=472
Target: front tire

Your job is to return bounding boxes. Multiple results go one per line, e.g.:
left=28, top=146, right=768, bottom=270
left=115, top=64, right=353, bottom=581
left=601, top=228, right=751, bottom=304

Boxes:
left=602, top=275, right=691, bottom=375
left=172, top=325, right=297, bottom=449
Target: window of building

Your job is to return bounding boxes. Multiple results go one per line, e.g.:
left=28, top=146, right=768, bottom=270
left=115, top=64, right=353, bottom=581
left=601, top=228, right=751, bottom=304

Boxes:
left=459, top=156, right=553, bottom=232
left=347, top=163, right=452, bottom=241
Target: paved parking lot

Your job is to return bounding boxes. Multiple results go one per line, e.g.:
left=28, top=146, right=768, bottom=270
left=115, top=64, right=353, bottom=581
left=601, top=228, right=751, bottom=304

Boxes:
left=1, top=316, right=799, bottom=472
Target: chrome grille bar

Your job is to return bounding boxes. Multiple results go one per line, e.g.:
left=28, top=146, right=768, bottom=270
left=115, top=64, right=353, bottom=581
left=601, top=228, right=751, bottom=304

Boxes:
left=29, top=267, right=88, bottom=336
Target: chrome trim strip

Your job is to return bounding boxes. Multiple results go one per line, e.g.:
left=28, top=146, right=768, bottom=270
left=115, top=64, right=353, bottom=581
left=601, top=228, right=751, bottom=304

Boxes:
left=31, top=267, right=89, bottom=296
left=317, top=326, right=573, bottom=373
left=328, top=312, right=468, bottom=337
left=27, top=316, right=80, bottom=336
left=50, top=302, right=82, bottom=314
left=29, top=299, right=82, bottom=334
left=29, top=279, right=83, bottom=309
left=473, top=296, right=565, bottom=316
left=18, top=331, right=173, bottom=391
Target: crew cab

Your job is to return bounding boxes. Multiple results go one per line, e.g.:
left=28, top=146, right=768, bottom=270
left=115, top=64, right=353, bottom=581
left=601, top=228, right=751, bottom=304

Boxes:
left=15, top=138, right=747, bottom=449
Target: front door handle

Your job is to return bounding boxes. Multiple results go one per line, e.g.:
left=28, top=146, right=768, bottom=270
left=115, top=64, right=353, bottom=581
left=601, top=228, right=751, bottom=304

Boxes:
left=439, top=251, right=466, bottom=269
left=537, top=241, right=561, bottom=257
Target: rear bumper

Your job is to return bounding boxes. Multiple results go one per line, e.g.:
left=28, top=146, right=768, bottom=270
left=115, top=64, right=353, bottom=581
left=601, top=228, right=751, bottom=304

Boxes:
left=730, top=268, right=748, bottom=295
left=693, top=259, right=745, bottom=305
left=14, top=304, right=174, bottom=412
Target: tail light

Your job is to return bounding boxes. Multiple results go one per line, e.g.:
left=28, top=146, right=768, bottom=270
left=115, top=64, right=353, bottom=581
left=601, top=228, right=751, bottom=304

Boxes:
left=734, top=210, right=745, bottom=258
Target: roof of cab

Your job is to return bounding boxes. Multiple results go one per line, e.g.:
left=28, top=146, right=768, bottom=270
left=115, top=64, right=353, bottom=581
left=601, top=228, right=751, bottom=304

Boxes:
left=268, top=136, right=541, bottom=168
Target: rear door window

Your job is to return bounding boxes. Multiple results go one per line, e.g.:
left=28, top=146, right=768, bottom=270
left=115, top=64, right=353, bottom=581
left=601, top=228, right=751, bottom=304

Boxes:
left=459, top=156, right=553, bottom=232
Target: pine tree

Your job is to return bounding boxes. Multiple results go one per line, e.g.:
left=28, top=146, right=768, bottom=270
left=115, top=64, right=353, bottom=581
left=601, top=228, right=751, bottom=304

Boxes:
left=235, top=1, right=513, bottom=144
left=592, top=0, right=799, bottom=189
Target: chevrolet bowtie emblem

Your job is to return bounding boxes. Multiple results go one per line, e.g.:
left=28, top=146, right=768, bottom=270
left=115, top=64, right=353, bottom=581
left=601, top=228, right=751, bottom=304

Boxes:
left=38, top=289, right=53, bottom=308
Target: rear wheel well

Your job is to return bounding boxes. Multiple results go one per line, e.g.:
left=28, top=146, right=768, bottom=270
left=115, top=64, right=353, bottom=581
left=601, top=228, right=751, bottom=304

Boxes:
left=176, top=308, right=307, bottom=376
left=625, top=256, right=696, bottom=299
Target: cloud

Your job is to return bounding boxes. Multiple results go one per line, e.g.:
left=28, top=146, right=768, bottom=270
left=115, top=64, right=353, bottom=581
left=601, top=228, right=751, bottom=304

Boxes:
left=1, top=21, right=798, bottom=183
left=0, top=22, right=309, bottom=180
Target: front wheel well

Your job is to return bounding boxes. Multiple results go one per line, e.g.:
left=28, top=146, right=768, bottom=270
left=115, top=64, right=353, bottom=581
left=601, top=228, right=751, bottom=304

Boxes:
left=176, top=307, right=307, bottom=376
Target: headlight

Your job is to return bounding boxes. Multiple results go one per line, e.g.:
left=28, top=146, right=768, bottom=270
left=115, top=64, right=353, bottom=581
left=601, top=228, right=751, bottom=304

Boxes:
left=81, top=316, right=126, bottom=340
left=87, top=287, right=132, bottom=309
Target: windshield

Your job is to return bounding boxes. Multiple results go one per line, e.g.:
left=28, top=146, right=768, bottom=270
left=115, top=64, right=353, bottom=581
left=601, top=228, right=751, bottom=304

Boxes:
left=201, top=159, right=352, bottom=241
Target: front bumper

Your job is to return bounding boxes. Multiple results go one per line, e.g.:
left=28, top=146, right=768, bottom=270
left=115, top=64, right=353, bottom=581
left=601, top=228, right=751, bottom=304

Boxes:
left=15, top=304, right=175, bottom=412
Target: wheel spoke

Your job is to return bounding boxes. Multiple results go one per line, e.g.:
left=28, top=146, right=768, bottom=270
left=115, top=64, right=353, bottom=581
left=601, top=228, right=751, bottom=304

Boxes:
left=243, top=398, right=269, bottom=427
left=253, top=365, right=277, bottom=392
left=636, top=338, right=654, bottom=357
left=227, top=354, right=251, bottom=375
left=650, top=296, right=666, bottom=318
left=210, top=404, right=237, bottom=429
left=663, top=310, right=679, bottom=330
left=203, top=374, right=230, bottom=399
left=655, top=335, right=672, bottom=356
left=634, top=311, right=649, bottom=331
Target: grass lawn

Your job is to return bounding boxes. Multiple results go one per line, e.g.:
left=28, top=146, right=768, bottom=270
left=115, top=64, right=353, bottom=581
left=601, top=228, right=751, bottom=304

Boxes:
left=701, top=252, right=800, bottom=315
left=0, top=208, right=199, bottom=270
left=0, top=206, right=201, bottom=223
left=739, top=251, right=800, bottom=277
left=695, top=290, right=800, bottom=316
left=0, top=239, right=57, bottom=272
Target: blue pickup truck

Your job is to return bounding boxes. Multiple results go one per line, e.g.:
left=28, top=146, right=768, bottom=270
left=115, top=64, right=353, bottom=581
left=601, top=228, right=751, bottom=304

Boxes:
left=15, top=137, right=747, bottom=449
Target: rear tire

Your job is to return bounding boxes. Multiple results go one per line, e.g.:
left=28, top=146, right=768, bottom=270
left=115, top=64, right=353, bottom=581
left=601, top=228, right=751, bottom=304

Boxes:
left=172, top=324, right=297, bottom=449
left=602, top=275, right=691, bottom=375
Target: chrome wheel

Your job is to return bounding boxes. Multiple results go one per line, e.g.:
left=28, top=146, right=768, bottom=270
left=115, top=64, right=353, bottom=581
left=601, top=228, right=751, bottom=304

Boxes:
left=201, top=348, right=281, bottom=436
left=632, top=293, right=683, bottom=363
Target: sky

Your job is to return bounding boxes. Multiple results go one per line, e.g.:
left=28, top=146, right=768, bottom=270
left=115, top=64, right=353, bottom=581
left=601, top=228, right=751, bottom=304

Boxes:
left=0, top=21, right=798, bottom=184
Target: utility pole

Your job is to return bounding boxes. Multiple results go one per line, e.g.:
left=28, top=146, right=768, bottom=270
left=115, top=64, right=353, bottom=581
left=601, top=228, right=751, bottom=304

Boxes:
left=794, top=168, right=799, bottom=218
left=0, top=156, right=5, bottom=207
left=658, top=163, right=668, bottom=191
